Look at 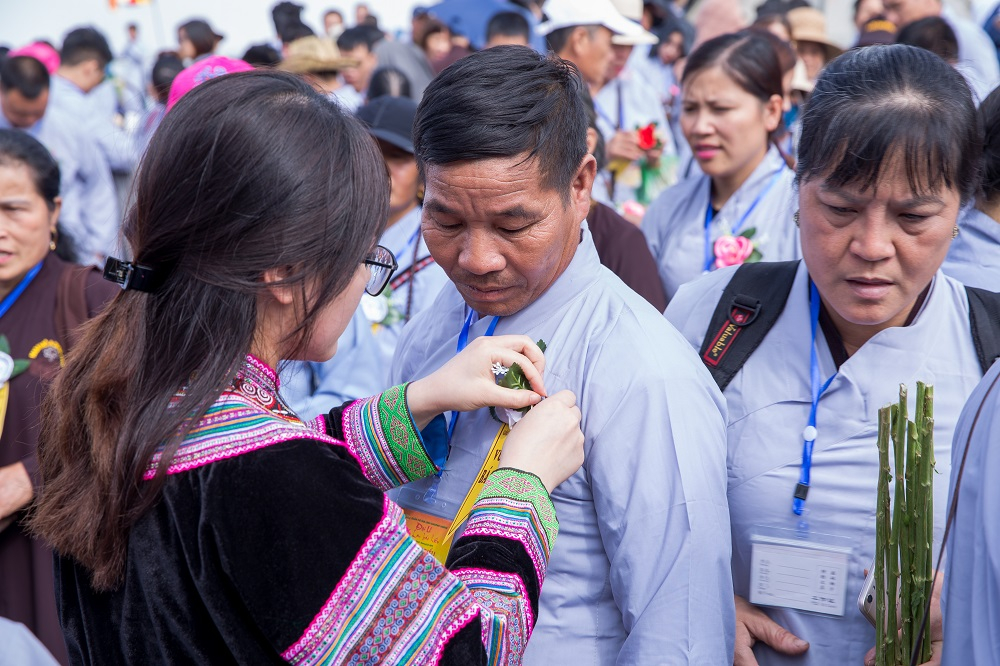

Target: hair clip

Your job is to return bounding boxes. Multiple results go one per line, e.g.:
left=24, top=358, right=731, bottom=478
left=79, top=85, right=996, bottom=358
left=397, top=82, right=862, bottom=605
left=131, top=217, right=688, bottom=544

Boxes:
left=102, top=257, right=161, bottom=293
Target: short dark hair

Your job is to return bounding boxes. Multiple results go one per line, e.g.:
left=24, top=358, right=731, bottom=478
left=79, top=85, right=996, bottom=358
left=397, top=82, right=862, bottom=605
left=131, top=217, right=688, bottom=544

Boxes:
left=976, top=86, right=1000, bottom=201
left=576, top=85, right=606, bottom=172
left=0, top=128, right=60, bottom=208
left=178, top=19, right=220, bottom=58
left=0, top=55, right=50, bottom=98
left=683, top=31, right=783, bottom=102
left=798, top=44, right=981, bottom=204
left=896, top=16, right=958, bottom=63
left=280, top=21, right=315, bottom=45
left=487, top=11, right=531, bottom=42
left=242, top=43, right=282, bottom=68
left=337, top=25, right=380, bottom=52
left=413, top=46, right=588, bottom=200
left=150, top=52, right=184, bottom=103
left=367, top=67, right=411, bottom=100
left=60, top=27, right=114, bottom=68
left=546, top=24, right=598, bottom=55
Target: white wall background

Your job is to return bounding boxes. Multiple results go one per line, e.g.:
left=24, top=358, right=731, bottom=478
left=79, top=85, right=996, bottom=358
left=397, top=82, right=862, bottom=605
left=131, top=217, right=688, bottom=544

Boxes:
left=0, top=0, right=421, bottom=58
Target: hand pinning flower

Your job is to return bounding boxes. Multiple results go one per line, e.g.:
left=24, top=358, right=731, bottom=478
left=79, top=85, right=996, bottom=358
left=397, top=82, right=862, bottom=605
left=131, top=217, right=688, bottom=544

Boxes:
left=491, top=340, right=547, bottom=426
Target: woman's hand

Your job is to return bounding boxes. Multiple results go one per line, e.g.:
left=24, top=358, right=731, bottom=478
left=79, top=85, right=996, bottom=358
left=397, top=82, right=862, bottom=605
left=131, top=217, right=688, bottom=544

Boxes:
left=498, top=390, right=584, bottom=493
left=734, top=595, right=809, bottom=665
left=0, top=462, right=33, bottom=520
left=407, top=335, right=547, bottom=429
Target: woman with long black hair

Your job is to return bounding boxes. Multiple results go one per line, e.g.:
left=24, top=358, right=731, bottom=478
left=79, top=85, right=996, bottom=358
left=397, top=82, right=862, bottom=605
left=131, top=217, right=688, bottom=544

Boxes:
left=31, top=70, right=584, bottom=665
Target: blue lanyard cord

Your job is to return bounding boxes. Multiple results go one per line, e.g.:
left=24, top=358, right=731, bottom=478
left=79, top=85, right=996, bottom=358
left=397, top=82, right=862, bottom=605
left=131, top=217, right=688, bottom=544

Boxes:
left=446, top=310, right=501, bottom=443
left=702, top=165, right=787, bottom=273
left=793, top=282, right=837, bottom=516
left=0, top=261, right=43, bottom=320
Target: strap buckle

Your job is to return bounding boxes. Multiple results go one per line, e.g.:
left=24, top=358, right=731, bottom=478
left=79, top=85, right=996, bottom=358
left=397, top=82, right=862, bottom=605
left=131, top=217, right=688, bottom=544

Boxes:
left=729, top=295, right=761, bottom=327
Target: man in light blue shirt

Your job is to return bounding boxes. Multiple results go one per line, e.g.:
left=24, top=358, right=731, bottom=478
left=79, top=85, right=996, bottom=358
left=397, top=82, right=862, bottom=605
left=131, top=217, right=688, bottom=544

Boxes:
left=49, top=27, right=136, bottom=174
left=390, top=46, right=734, bottom=664
left=0, top=55, right=120, bottom=265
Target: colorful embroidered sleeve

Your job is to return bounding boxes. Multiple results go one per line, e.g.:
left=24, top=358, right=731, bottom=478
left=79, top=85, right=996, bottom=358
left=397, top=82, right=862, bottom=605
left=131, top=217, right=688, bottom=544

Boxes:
left=333, top=383, right=438, bottom=490
left=445, top=468, right=559, bottom=663
left=210, top=434, right=558, bottom=666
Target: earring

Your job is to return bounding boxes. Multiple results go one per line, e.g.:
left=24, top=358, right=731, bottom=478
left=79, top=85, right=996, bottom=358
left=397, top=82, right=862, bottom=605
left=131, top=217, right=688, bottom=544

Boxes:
left=49, top=230, right=57, bottom=252
left=794, top=210, right=800, bottom=227
left=952, top=225, right=960, bottom=239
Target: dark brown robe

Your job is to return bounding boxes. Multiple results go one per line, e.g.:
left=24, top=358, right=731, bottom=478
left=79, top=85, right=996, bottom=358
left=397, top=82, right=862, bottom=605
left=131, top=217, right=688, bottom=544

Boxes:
left=588, top=201, right=669, bottom=312
left=0, top=253, right=117, bottom=664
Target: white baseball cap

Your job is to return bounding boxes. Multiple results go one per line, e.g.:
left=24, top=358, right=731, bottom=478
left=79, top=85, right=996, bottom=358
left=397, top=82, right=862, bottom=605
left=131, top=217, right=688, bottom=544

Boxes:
left=539, top=0, right=658, bottom=46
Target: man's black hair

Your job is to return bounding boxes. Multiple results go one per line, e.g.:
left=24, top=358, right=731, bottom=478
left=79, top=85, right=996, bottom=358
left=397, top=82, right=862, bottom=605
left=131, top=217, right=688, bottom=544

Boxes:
left=546, top=24, right=600, bottom=55
left=337, top=25, right=381, bottom=52
left=280, top=21, right=315, bottom=45
left=487, top=11, right=531, bottom=42
left=413, top=45, right=588, bottom=201
left=150, top=52, right=184, bottom=103
left=0, top=55, right=50, bottom=99
left=896, top=16, right=959, bottom=63
left=60, top=27, right=114, bottom=68
left=242, top=43, right=282, bottom=68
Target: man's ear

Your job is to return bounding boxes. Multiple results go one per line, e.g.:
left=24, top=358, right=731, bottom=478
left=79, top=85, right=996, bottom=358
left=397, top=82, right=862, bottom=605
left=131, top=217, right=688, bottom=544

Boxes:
left=569, top=153, right=597, bottom=220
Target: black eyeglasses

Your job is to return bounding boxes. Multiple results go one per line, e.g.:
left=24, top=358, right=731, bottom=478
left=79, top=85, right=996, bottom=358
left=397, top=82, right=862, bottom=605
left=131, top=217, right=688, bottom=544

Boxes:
left=363, top=245, right=397, bottom=296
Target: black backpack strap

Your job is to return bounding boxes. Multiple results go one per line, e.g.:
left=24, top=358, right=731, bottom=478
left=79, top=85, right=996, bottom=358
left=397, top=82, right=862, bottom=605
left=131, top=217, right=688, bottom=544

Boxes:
left=966, top=286, right=1000, bottom=375
left=698, top=261, right=801, bottom=391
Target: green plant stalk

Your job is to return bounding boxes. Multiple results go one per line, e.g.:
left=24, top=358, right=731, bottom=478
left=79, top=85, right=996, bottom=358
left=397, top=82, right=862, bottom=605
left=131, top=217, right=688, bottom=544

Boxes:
left=918, top=385, right=935, bottom=663
left=900, top=385, right=915, bottom=661
left=875, top=406, right=891, bottom=666
left=889, top=401, right=904, bottom=666
left=908, top=417, right=925, bottom=662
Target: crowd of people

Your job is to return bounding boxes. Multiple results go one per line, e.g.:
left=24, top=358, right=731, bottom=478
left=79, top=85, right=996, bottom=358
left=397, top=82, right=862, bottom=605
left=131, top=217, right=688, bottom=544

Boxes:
left=3, top=0, right=1000, bottom=664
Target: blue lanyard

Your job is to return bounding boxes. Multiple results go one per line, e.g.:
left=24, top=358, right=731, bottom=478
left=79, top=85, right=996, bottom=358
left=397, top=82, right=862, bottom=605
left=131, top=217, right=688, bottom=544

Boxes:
left=793, top=282, right=837, bottom=516
left=447, top=309, right=501, bottom=443
left=0, top=261, right=43, bottom=320
left=702, top=165, right=786, bottom=273
left=424, top=309, right=500, bottom=502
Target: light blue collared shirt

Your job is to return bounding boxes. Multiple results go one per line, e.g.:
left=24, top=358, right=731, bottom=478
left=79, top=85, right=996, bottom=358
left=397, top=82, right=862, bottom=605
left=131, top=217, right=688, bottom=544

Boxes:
left=390, top=223, right=735, bottom=664
left=49, top=76, right=137, bottom=173
left=642, top=145, right=800, bottom=300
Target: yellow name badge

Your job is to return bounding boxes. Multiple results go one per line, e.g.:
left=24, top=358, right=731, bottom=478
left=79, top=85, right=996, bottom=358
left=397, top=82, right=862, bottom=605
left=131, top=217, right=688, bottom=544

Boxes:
left=403, top=423, right=510, bottom=562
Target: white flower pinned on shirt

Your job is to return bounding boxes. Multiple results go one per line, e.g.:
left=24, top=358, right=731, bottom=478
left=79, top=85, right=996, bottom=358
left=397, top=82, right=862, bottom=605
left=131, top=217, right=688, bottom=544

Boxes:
left=491, top=339, right=546, bottom=427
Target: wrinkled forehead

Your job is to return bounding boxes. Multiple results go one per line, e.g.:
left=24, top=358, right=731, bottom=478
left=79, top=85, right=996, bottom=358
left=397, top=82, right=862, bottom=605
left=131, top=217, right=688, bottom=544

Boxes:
left=422, top=155, right=563, bottom=219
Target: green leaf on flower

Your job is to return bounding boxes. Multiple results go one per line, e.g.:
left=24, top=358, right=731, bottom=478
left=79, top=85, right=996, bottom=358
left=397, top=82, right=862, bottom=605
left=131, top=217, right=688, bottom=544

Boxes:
left=747, top=249, right=763, bottom=263
left=738, top=227, right=757, bottom=239
left=536, top=339, right=547, bottom=353
left=11, top=359, right=30, bottom=378
left=0, top=335, right=9, bottom=355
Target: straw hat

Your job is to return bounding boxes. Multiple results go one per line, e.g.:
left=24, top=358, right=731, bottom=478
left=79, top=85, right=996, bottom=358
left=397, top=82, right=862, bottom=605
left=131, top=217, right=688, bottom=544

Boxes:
left=787, top=7, right=844, bottom=61
left=280, top=36, right=359, bottom=74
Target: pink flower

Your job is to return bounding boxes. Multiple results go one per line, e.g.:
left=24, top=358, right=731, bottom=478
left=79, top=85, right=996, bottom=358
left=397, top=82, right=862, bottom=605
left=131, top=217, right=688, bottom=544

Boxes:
left=714, top=235, right=754, bottom=269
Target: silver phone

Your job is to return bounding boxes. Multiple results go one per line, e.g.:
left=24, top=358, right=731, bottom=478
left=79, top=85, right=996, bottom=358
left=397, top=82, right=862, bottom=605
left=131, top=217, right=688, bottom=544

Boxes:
left=858, top=557, right=877, bottom=627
